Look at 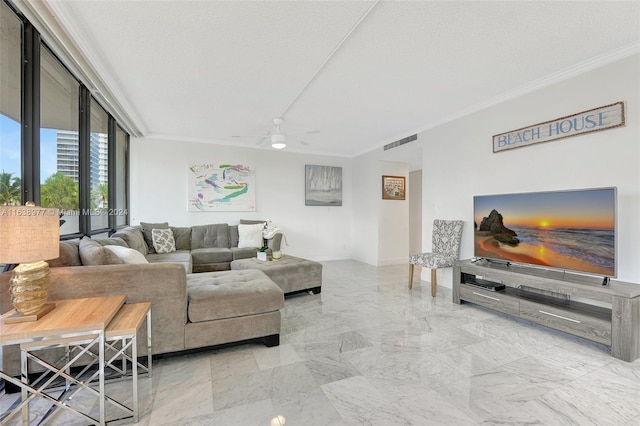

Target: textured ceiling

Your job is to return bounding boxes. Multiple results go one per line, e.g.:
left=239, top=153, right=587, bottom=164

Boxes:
left=41, top=0, right=640, bottom=166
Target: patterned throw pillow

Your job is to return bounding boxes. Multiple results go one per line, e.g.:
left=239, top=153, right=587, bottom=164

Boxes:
left=152, top=228, right=176, bottom=254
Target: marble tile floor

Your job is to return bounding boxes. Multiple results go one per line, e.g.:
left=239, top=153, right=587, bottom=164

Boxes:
left=2, top=259, right=640, bottom=425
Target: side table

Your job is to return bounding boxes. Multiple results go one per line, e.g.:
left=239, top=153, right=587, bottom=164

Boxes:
left=0, top=295, right=125, bottom=426
left=20, top=302, right=152, bottom=424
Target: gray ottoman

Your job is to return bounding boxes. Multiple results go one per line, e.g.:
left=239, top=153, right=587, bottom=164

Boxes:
left=185, top=270, right=284, bottom=348
left=230, top=255, right=322, bottom=295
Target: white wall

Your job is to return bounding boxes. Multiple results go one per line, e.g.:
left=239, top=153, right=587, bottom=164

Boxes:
left=129, top=138, right=352, bottom=261
left=350, top=151, right=411, bottom=266
left=408, top=169, right=422, bottom=255
left=351, top=149, right=380, bottom=265
left=128, top=54, right=639, bottom=282
left=420, top=54, right=640, bottom=286
left=378, top=161, right=409, bottom=265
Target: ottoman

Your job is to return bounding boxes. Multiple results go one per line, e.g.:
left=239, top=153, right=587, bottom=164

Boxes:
left=230, top=255, right=322, bottom=295
left=184, top=270, right=284, bottom=349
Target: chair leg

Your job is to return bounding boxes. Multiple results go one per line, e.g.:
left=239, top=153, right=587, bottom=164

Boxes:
left=408, top=264, right=414, bottom=289
left=431, top=269, right=437, bottom=297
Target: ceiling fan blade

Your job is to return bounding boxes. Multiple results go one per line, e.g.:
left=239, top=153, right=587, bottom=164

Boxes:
left=231, top=134, right=269, bottom=138
left=287, top=129, right=320, bottom=136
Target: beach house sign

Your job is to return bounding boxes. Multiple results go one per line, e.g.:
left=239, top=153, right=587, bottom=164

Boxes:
left=493, top=101, right=625, bottom=153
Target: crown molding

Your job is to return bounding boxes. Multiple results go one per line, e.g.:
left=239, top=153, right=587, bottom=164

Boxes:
left=362, top=41, right=640, bottom=159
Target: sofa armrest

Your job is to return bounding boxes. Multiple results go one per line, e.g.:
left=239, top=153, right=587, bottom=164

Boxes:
left=267, top=233, right=283, bottom=252
left=1, top=263, right=187, bottom=373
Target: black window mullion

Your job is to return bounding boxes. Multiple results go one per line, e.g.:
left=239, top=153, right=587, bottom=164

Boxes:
left=21, top=22, right=40, bottom=205
left=124, top=132, right=130, bottom=227
left=107, top=115, right=116, bottom=232
left=78, top=87, right=91, bottom=235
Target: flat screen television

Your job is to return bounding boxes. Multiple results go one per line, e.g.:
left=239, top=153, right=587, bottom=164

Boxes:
left=473, top=187, right=616, bottom=277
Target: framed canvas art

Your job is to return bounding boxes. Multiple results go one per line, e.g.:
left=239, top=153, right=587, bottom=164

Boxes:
left=382, top=175, right=405, bottom=200
left=188, top=163, right=256, bottom=211
left=305, top=165, right=342, bottom=206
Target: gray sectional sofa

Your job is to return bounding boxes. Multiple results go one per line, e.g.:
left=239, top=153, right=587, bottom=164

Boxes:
left=113, top=221, right=283, bottom=273
left=0, top=221, right=285, bottom=377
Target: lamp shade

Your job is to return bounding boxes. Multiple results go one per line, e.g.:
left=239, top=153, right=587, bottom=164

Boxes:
left=0, top=206, right=60, bottom=263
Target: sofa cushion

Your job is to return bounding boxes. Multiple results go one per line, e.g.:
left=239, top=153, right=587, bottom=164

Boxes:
left=171, top=226, right=192, bottom=251
left=239, top=219, right=267, bottom=225
left=186, top=270, right=284, bottom=323
left=145, top=250, right=193, bottom=273
left=238, top=223, right=264, bottom=248
left=112, top=226, right=148, bottom=255
left=190, top=247, right=233, bottom=265
left=229, top=225, right=239, bottom=248
left=231, top=247, right=258, bottom=260
left=49, top=239, right=82, bottom=267
left=191, top=224, right=229, bottom=249
left=140, top=222, right=169, bottom=254
left=152, top=228, right=176, bottom=253
left=103, top=245, right=149, bottom=264
left=79, top=237, right=123, bottom=266
left=95, top=237, right=128, bottom=247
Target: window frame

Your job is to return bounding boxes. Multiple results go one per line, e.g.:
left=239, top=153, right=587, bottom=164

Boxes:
left=2, top=0, right=130, bottom=238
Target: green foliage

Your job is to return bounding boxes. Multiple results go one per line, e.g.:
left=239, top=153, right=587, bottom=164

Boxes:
left=91, top=183, right=108, bottom=210
left=41, top=172, right=79, bottom=210
left=0, top=170, right=21, bottom=206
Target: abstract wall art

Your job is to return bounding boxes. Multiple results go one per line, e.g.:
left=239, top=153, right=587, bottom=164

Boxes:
left=188, top=163, right=256, bottom=211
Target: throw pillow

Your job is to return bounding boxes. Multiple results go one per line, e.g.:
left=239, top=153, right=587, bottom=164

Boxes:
left=48, top=239, right=82, bottom=268
left=140, top=222, right=169, bottom=254
left=237, top=223, right=264, bottom=248
left=79, top=237, right=123, bottom=266
left=103, top=245, right=149, bottom=264
left=171, top=226, right=192, bottom=251
left=152, top=228, right=176, bottom=254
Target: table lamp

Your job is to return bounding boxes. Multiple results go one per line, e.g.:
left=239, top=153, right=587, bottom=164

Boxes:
left=0, top=204, right=59, bottom=322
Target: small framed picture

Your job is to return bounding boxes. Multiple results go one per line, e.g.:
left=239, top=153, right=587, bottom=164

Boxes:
left=382, top=175, right=405, bottom=200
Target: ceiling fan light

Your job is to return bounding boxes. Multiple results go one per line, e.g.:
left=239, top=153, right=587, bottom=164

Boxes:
left=271, top=133, right=286, bottom=149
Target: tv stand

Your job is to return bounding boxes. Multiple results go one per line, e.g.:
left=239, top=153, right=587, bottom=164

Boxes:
left=453, top=259, right=640, bottom=362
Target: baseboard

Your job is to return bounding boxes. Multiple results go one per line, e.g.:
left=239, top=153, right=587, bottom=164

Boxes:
left=378, top=258, right=407, bottom=267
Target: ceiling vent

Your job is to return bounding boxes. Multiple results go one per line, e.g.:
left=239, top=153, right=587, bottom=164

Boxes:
left=383, top=134, right=417, bottom=151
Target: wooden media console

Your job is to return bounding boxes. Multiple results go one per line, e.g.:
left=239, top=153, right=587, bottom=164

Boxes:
left=453, top=259, right=640, bottom=362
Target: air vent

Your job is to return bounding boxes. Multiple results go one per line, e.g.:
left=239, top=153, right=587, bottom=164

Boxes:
left=383, top=134, right=417, bottom=151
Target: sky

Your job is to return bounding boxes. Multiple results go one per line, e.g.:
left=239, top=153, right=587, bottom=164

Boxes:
left=474, top=188, right=616, bottom=230
left=1, top=114, right=63, bottom=183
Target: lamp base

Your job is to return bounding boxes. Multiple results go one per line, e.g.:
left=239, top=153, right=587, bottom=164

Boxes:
left=4, top=302, right=55, bottom=324
left=9, top=260, right=52, bottom=316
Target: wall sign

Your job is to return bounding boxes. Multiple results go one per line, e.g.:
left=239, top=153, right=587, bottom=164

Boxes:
left=493, top=101, right=625, bottom=153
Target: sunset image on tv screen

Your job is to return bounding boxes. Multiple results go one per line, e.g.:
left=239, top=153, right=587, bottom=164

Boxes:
left=473, top=188, right=615, bottom=277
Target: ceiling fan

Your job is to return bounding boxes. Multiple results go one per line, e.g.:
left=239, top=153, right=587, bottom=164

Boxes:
left=232, top=117, right=320, bottom=149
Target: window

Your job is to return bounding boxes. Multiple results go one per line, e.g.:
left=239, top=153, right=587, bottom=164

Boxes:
left=0, top=2, right=22, bottom=206
left=114, top=126, right=129, bottom=226
left=40, top=46, right=80, bottom=234
left=90, top=100, right=109, bottom=231
left=1, top=0, right=131, bottom=236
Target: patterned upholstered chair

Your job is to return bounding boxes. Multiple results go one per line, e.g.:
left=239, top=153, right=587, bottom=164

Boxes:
left=409, top=219, right=464, bottom=296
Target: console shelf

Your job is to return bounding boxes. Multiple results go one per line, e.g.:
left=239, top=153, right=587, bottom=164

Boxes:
left=453, top=259, right=640, bottom=361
